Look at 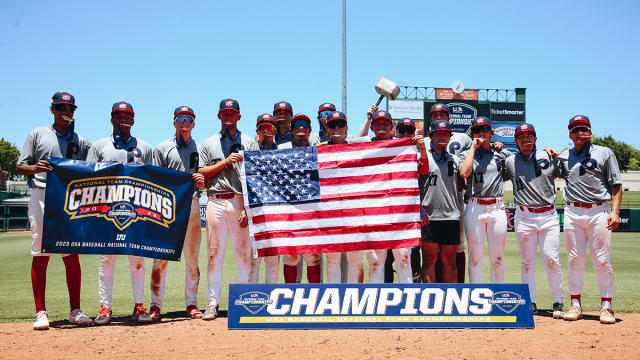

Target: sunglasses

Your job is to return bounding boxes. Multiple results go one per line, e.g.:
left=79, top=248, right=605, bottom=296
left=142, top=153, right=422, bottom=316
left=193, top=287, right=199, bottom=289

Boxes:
left=175, top=115, right=194, bottom=123
left=397, top=127, right=415, bottom=135
left=570, top=126, right=590, bottom=133
left=472, top=125, right=491, bottom=134
left=53, top=104, right=75, bottom=113
left=292, top=121, right=310, bottom=129
left=326, top=120, right=347, bottom=129
left=257, top=124, right=275, bottom=131
left=319, top=110, right=333, bottom=118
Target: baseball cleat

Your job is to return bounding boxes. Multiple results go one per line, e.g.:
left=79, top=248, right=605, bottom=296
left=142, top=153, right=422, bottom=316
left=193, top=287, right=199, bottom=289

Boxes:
left=599, top=308, right=616, bottom=324
left=33, top=311, right=50, bottom=330
left=132, top=304, right=153, bottom=323
left=552, top=303, right=565, bottom=319
left=202, top=304, right=219, bottom=320
left=69, top=309, right=93, bottom=326
left=531, top=302, right=538, bottom=315
left=187, top=305, right=203, bottom=319
left=94, top=306, right=112, bottom=325
left=563, top=304, right=583, bottom=321
left=149, top=305, right=161, bottom=321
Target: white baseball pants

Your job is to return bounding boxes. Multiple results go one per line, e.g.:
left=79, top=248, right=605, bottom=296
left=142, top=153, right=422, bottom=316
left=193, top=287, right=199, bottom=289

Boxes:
left=367, top=248, right=412, bottom=283
left=250, top=256, right=280, bottom=284
left=326, top=251, right=363, bottom=283
left=99, top=254, right=146, bottom=307
left=465, top=200, right=508, bottom=283
left=28, top=188, right=70, bottom=257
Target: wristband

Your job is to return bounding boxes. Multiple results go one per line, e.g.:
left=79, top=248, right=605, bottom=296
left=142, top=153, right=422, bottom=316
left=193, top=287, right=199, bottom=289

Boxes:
left=612, top=210, right=620, bottom=215
left=420, top=212, right=428, bottom=217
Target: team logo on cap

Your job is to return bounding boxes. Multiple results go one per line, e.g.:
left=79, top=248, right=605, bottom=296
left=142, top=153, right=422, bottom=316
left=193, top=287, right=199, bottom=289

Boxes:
left=439, top=122, right=446, bottom=128
left=378, top=111, right=386, bottom=116
left=62, top=94, right=71, bottom=101
left=119, top=103, right=128, bottom=109
left=262, top=114, right=270, bottom=119
left=477, top=118, right=484, bottom=123
left=521, top=124, right=529, bottom=129
left=324, top=103, right=331, bottom=107
left=225, top=100, right=234, bottom=107
left=332, top=112, right=340, bottom=118
left=404, top=119, right=411, bottom=124
left=279, top=102, right=287, bottom=108
left=436, top=104, right=444, bottom=109
left=575, top=116, right=582, bottom=120
left=181, top=106, right=189, bottom=111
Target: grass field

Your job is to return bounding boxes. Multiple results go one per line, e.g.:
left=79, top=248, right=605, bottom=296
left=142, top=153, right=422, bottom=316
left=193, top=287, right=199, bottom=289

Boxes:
left=0, top=231, right=638, bottom=323
left=503, top=190, right=640, bottom=208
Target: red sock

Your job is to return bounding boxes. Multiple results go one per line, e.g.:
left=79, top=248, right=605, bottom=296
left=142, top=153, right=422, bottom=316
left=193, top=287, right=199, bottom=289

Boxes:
left=570, top=294, right=581, bottom=306
left=31, top=257, right=50, bottom=313
left=601, top=297, right=612, bottom=305
left=283, top=265, right=298, bottom=283
left=62, top=254, right=82, bottom=311
left=306, top=265, right=321, bottom=283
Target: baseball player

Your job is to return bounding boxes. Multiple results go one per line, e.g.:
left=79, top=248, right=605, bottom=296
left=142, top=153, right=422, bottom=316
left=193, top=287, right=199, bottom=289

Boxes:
left=504, top=124, right=565, bottom=317
left=16, top=91, right=92, bottom=330
left=314, top=111, right=364, bottom=283
left=558, top=115, right=621, bottom=324
left=88, top=101, right=154, bottom=324
left=148, top=106, right=205, bottom=320
left=281, top=114, right=323, bottom=283
left=459, top=117, right=512, bottom=284
left=309, top=102, right=353, bottom=145
left=198, top=99, right=259, bottom=319
left=420, top=120, right=462, bottom=283
left=274, top=101, right=294, bottom=146
left=250, top=114, right=281, bottom=284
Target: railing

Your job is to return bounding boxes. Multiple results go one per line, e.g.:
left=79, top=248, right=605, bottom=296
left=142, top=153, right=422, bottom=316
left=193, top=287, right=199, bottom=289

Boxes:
left=397, top=87, right=518, bottom=102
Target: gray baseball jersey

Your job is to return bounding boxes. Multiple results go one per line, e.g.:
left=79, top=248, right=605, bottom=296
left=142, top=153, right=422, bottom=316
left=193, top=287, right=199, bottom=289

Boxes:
left=308, top=131, right=354, bottom=146
left=458, top=147, right=512, bottom=198
left=153, top=136, right=201, bottom=199
left=199, top=131, right=259, bottom=196
left=17, top=126, right=88, bottom=188
left=419, top=149, right=461, bottom=220
left=87, top=135, right=153, bottom=165
left=504, top=150, right=562, bottom=207
left=424, top=132, right=473, bottom=157
left=558, top=144, right=622, bottom=203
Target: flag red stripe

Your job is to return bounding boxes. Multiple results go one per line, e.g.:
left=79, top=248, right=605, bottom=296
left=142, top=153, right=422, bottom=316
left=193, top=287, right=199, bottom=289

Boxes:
left=318, top=153, right=417, bottom=170
left=319, top=171, right=418, bottom=186
left=254, top=222, right=420, bottom=241
left=316, top=138, right=414, bottom=154
left=320, top=188, right=419, bottom=202
left=257, top=238, right=421, bottom=256
left=251, top=204, right=420, bottom=225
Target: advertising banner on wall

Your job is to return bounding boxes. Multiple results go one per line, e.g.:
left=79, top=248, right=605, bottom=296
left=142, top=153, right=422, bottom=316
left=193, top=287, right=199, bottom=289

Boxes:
left=437, top=89, right=478, bottom=100
left=423, top=102, right=490, bottom=134
left=490, top=102, right=526, bottom=122
left=491, top=123, right=519, bottom=143
left=388, top=99, right=424, bottom=120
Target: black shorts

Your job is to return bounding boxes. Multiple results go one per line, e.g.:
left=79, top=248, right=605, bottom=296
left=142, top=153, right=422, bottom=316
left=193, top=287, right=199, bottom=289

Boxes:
left=422, top=220, right=460, bottom=246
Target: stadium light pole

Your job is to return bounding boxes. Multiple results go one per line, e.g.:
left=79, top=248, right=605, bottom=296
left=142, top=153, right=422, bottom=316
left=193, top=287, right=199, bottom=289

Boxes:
left=342, top=0, right=347, bottom=114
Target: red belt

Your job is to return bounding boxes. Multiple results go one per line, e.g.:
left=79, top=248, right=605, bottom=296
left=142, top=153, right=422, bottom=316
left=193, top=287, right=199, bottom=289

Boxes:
left=568, top=202, right=605, bottom=208
left=471, top=198, right=499, bottom=205
left=213, top=193, right=235, bottom=200
left=519, top=205, right=554, bottom=213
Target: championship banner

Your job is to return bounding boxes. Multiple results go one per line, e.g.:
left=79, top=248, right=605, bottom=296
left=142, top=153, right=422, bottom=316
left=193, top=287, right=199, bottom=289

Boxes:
left=239, top=138, right=421, bottom=257
left=228, top=283, right=535, bottom=329
left=41, top=157, right=194, bottom=261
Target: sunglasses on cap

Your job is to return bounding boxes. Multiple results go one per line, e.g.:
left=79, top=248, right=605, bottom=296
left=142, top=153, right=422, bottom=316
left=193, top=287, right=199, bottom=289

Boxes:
left=570, top=126, right=591, bottom=133
left=472, top=125, right=491, bottom=134
left=292, top=121, right=310, bottom=129
left=175, top=115, right=194, bottom=123
left=319, top=110, right=333, bottom=118
left=257, top=124, right=275, bottom=132
left=326, top=120, right=347, bottom=129
left=397, top=127, right=415, bottom=135
left=53, top=104, right=75, bottom=113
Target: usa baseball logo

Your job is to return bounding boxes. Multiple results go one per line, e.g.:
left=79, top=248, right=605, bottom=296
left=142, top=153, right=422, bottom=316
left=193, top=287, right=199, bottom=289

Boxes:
left=234, top=292, right=273, bottom=314
left=332, top=112, right=340, bottom=118
left=438, top=122, right=446, bottom=128
left=477, top=118, right=485, bottom=123
left=436, top=104, right=443, bottom=110
left=379, top=111, right=386, bottom=116
left=225, top=100, right=234, bottom=107
left=64, top=176, right=177, bottom=231
left=324, top=103, right=331, bottom=108
left=262, top=114, right=270, bottom=119
left=119, top=103, right=128, bottom=109
left=62, top=94, right=71, bottom=101
left=279, top=102, right=287, bottom=108
left=181, top=106, right=189, bottom=111
left=574, top=116, right=582, bottom=120
left=520, top=124, right=529, bottom=130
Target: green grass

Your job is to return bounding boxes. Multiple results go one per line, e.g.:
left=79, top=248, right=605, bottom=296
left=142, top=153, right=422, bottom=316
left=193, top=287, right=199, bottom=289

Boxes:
left=503, top=190, right=640, bottom=208
left=0, top=231, right=638, bottom=323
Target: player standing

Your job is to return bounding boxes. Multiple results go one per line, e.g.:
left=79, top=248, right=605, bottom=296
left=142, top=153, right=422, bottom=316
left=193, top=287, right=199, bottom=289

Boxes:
left=198, top=99, right=259, bottom=319
left=459, top=117, right=512, bottom=284
left=558, top=115, right=621, bottom=324
left=309, top=102, right=353, bottom=145
left=16, top=91, right=93, bottom=330
left=273, top=101, right=294, bottom=146
left=88, top=101, right=154, bottom=324
left=504, top=124, right=565, bottom=317
left=149, top=106, right=205, bottom=320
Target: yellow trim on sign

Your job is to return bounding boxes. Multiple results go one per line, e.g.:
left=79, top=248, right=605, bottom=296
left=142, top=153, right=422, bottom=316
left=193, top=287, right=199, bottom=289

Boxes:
left=239, top=316, right=517, bottom=323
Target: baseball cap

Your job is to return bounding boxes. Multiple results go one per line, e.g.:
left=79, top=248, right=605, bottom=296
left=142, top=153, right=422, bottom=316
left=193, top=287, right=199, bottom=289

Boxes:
left=429, top=120, right=453, bottom=134
left=256, top=113, right=277, bottom=127
left=568, top=115, right=591, bottom=130
left=470, top=117, right=491, bottom=130
left=290, top=113, right=311, bottom=128
left=219, top=98, right=240, bottom=113
left=174, top=106, right=196, bottom=120
left=371, top=110, right=393, bottom=124
left=273, top=101, right=293, bottom=114
left=514, top=123, right=536, bottom=138
left=429, top=103, right=449, bottom=115
left=318, top=102, right=337, bottom=113
left=51, top=91, right=77, bottom=108
left=396, top=118, right=416, bottom=130
left=326, top=111, right=347, bottom=124
left=111, top=101, right=135, bottom=116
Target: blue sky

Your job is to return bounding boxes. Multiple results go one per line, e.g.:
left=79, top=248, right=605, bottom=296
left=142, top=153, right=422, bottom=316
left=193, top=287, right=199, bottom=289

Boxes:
left=1, top=0, right=639, bottom=151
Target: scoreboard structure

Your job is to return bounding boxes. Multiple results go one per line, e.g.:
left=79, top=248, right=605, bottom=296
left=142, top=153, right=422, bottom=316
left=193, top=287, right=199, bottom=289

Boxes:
left=387, top=85, right=526, bottom=153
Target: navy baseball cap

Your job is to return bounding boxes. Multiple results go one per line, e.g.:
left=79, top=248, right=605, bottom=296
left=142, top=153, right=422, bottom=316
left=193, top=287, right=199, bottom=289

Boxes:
left=470, top=117, right=491, bottom=130
left=568, top=115, right=591, bottom=130
left=174, top=106, right=196, bottom=120
left=429, top=103, right=449, bottom=115
left=515, top=123, right=536, bottom=138
left=111, top=101, right=134, bottom=116
left=318, top=102, right=337, bottom=113
left=429, top=120, right=453, bottom=134
left=256, top=113, right=277, bottom=127
left=51, top=91, right=77, bottom=108
left=326, top=111, right=347, bottom=124
left=371, top=110, right=393, bottom=124
left=273, top=101, right=293, bottom=114
left=291, top=113, right=311, bottom=128
left=219, top=98, right=240, bottom=113
left=396, top=118, right=416, bottom=130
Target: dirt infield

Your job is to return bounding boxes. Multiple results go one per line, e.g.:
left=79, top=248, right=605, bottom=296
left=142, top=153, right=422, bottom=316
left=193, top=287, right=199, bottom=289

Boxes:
left=1, top=312, right=639, bottom=359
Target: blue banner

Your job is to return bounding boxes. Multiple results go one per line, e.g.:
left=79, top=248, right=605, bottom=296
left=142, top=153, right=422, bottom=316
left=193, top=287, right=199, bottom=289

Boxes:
left=228, top=283, right=534, bottom=329
left=41, top=157, right=194, bottom=261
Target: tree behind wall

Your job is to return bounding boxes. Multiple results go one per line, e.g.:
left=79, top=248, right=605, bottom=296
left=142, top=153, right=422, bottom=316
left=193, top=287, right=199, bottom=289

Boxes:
left=0, top=138, right=22, bottom=180
left=591, top=135, right=640, bottom=172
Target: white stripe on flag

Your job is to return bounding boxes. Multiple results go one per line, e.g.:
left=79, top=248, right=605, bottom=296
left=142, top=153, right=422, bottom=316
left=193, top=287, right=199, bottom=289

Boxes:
left=318, top=161, right=417, bottom=179
left=320, top=179, right=418, bottom=196
left=317, top=145, right=417, bottom=163
left=251, top=213, right=420, bottom=233
left=252, top=229, right=421, bottom=249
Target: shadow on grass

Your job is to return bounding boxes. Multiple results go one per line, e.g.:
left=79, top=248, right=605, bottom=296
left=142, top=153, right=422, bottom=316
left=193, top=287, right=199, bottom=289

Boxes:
left=46, top=310, right=229, bottom=329
left=535, top=309, right=623, bottom=323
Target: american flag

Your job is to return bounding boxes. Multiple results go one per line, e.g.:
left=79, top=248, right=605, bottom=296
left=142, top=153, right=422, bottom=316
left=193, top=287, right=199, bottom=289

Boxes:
left=240, top=138, right=421, bottom=257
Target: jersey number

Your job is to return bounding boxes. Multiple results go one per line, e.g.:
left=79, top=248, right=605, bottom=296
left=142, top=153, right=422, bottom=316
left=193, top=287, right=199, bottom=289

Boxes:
left=126, top=147, right=142, bottom=163
left=65, top=143, right=79, bottom=159
left=427, top=174, right=438, bottom=186
left=473, top=171, right=484, bottom=184
left=579, top=158, right=598, bottom=176
left=515, top=178, right=525, bottom=191
left=189, top=152, right=199, bottom=170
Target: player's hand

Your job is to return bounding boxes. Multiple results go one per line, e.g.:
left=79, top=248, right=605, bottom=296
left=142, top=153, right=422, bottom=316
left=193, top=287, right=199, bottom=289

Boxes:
left=420, top=213, right=430, bottom=226
left=35, top=160, right=53, bottom=173
left=239, top=209, right=248, bottom=228
left=412, top=135, right=426, bottom=150
left=464, top=193, right=469, bottom=204
left=607, top=211, right=620, bottom=230
left=192, top=173, right=205, bottom=189
left=544, top=147, right=560, bottom=156
left=367, top=104, right=378, bottom=117
left=472, top=137, right=484, bottom=149
left=493, top=142, right=504, bottom=151
left=255, top=134, right=260, bottom=142
left=226, top=153, right=244, bottom=165
left=204, top=178, right=213, bottom=189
